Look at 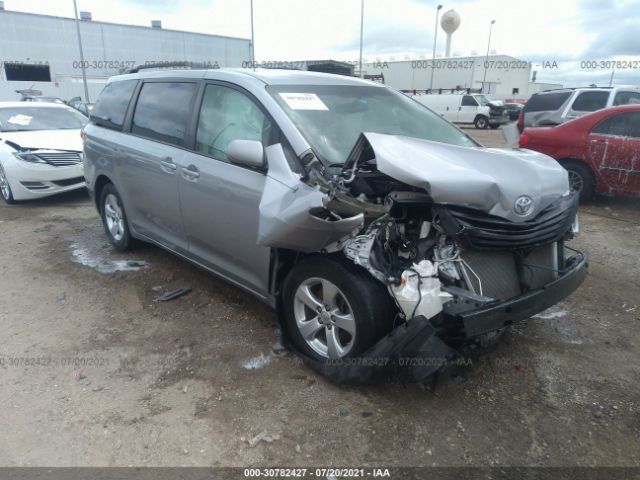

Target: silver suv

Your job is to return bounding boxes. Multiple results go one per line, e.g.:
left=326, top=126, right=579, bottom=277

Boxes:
left=83, top=68, right=587, bottom=383
left=521, top=86, right=640, bottom=129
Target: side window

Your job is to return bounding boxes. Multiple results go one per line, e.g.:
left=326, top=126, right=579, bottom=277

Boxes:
left=461, top=95, right=478, bottom=107
left=91, top=79, right=137, bottom=130
left=131, top=82, right=197, bottom=147
left=592, top=112, right=640, bottom=138
left=571, top=91, right=609, bottom=112
left=195, top=84, right=273, bottom=161
left=613, top=91, right=640, bottom=106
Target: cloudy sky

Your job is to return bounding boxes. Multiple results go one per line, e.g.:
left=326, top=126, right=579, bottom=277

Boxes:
left=8, top=0, right=640, bottom=86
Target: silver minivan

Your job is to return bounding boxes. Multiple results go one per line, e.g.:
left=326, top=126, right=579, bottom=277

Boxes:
left=83, top=68, right=587, bottom=383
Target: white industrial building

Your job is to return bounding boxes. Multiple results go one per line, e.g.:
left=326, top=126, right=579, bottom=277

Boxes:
left=361, top=55, right=561, bottom=99
left=0, top=7, right=251, bottom=102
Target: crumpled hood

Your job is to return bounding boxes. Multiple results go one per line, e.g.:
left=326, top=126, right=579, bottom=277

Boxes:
left=361, top=132, right=570, bottom=222
left=0, top=129, right=82, bottom=152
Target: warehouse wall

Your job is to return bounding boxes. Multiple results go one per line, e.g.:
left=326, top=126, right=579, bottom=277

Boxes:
left=0, top=10, right=251, bottom=102
left=363, top=55, right=534, bottom=95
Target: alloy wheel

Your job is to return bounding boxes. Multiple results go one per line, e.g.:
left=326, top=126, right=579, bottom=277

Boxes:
left=293, top=278, right=356, bottom=359
left=0, top=163, right=10, bottom=200
left=104, top=193, right=125, bottom=242
left=568, top=169, right=584, bottom=193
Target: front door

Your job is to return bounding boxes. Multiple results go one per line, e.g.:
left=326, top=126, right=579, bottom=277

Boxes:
left=177, top=82, right=277, bottom=298
left=458, top=95, right=479, bottom=123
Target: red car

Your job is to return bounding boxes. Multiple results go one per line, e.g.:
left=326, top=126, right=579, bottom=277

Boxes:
left=518, top=105, right=640, bottom=201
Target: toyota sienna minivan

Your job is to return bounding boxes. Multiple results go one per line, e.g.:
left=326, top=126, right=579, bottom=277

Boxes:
left=83, top=68, right=587, bottom=383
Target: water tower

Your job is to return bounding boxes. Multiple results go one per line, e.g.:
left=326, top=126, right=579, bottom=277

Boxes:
left=440, top=9, right=461, bottom=58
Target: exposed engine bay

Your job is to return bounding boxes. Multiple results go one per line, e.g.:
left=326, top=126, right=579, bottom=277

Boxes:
left=259, top=132, right=587, bottom=382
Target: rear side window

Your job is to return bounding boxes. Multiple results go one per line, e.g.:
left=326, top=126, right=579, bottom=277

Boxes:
left=571, top=91, right=609, bottom=112
left=131, top=82, right=197, bottom=147
left=592, top=112, right=640, bottom=138
left=613, top=91, right=640, bottom=106
left=91, top=79, right=137, bottom=130
left=461, top=96, right=478, bottom=107
left=523, top=91, right=571, bottom=112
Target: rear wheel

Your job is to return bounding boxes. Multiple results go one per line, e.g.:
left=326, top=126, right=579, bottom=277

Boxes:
left=282, top=256, right=395, bottom=362
left=0, top=163, right=16, bottom=204
left=99, top=183, right=138, bottom=251
left=474, top=115, right=489, bottom=129
left=561, top=160, right=595, bottom=202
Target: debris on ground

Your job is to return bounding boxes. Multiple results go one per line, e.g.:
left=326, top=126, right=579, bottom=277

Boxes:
left=155, top=286, right=192, bottom=302
left=245, top=430, right=281, bottom=447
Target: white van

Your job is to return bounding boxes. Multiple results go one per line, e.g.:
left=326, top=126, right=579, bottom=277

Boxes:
left=412, top=93, right=510, bottom=129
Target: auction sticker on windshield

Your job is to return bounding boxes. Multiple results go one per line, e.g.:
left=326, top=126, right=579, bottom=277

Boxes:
left=7, top=114, right=33, bottom=126
left=278, top=92, right=328, bottom=110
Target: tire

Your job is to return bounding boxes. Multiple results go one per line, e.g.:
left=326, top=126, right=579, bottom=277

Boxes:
left=490, top=124, right=500, bottom=129
left=99, top=183, right=138, bottom=251
left=561, top=160, right=595, bottom=202
left=474, top=115, right=489, bottom=129
left=0, top=162, right=16, bottom=204
left=281, top=256, right=395, bottom=362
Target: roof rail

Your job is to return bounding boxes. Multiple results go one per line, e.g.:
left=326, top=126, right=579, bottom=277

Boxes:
left=122, top=61, right=212, bottom=74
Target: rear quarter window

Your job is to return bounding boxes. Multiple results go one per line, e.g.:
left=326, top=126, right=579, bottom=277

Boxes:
left=571, top=91, right=609, bottom=112
left=90, top=79, right=138, bottom=131
left=523, top=91, right=571, bottom=112
left=613, top=91, right=640, bottom=106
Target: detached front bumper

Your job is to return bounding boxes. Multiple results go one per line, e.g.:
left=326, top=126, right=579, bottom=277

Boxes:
left=302, top=251, right=588, bottom=385
left=457, top=251, right=588, bottom=337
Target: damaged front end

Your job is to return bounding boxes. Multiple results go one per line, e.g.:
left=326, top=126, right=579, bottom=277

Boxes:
left=260, top=133, right=588, bottom=384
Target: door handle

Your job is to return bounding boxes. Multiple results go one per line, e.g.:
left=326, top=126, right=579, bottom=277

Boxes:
left=181, top=165, right=200, bottom=180
left=160, top=157, right=177, bottom=173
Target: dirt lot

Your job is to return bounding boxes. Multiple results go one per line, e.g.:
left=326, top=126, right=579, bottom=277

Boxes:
left=0, top=128, right=639, bottom=468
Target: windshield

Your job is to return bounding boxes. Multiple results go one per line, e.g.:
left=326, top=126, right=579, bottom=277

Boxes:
left=268, top=84, right=477, bottom=165
left=475, top=95, right=490, bottom=106
left=0, top=106, right=88, bottom=132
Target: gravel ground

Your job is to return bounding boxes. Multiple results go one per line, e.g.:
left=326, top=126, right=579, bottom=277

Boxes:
left=0, top=128, right=639, bottom=468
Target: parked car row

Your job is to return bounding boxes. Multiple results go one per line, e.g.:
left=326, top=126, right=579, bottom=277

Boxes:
left=14, top=70, right=639, bottom=381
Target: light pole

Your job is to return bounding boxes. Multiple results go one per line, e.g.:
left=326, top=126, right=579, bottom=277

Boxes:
left=358, top=0, right=365, bottom=78
left=481, top=19, right=495, bottom=93
left=72, top=0, right=90, bottom=102
left=428, top=4, right=443, bottom=91
left=250, top=0, right=256, bottom=71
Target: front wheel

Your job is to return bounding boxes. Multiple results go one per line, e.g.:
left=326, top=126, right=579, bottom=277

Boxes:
left=474, top=115, right=489, bottom=129
left=0, top=163, right=16, bottom=204
left=281, top=256, right=395, bottom=362
left=99, top=183, right=138, bottom=251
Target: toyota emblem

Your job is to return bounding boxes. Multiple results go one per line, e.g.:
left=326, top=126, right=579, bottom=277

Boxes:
left=514, top=196, right=534, bottom=216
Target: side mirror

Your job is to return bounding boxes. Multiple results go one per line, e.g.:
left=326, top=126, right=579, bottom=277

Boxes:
left=227, top=139, right=265, bottom=169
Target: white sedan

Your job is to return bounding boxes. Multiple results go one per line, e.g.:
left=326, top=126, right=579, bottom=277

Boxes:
left=0, top=102, right=88, bottom=203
